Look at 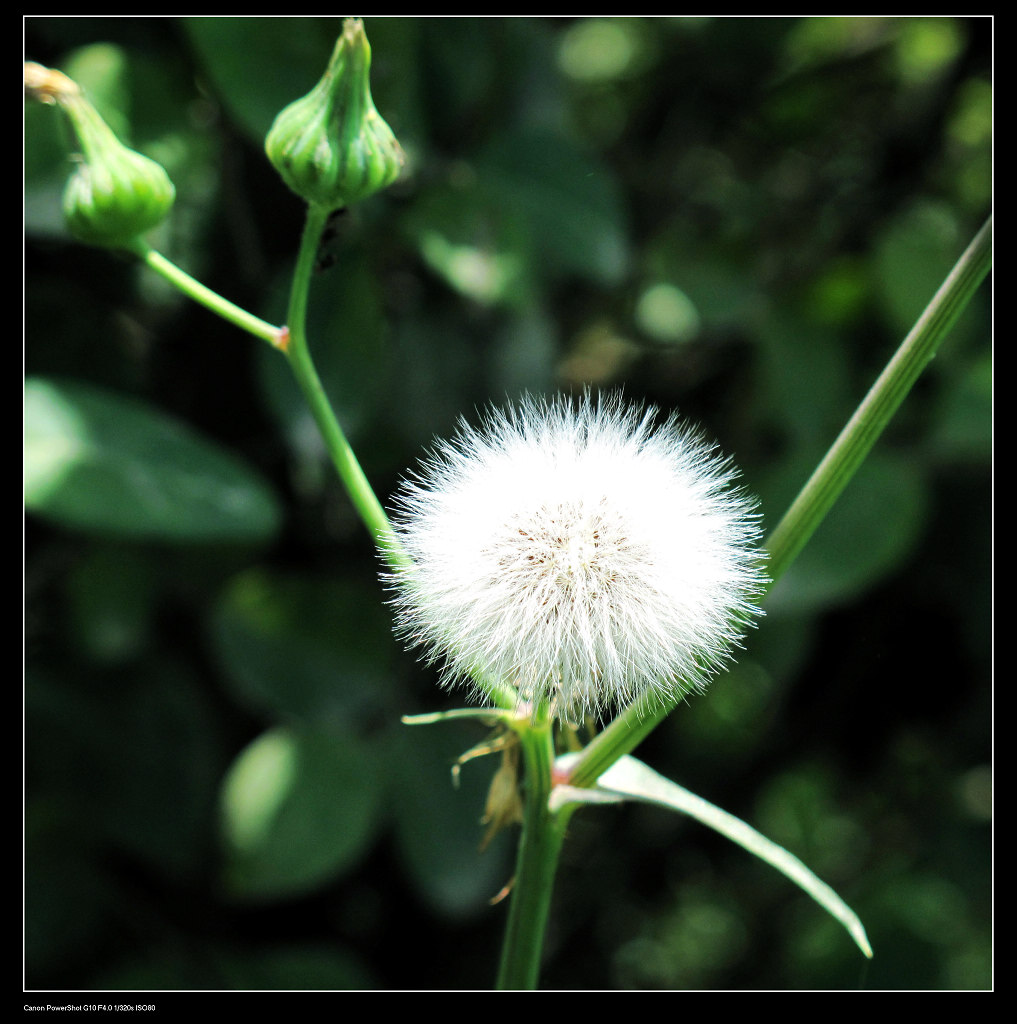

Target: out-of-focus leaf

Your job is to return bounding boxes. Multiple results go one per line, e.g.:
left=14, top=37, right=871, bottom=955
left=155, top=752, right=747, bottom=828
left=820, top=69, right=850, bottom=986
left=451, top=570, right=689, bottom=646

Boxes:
left=406, top=128, right=628, bottom=306
left=26, top=661, right=222, bottom=881
left=755, top=312, right=854, bottom=458
left=182, top=17, right=334, bottom=144
left=215, top=943, right=376, bottom=990
left=764, top=450, right=928, bottom=614
left=98, top=664, right=223, bottom=879
left=930, top=349, right=991, bottom=463
left=385, top=312, right=487, bottom=447
left=220, top=725, right=382, bottom=901
left=390, top=723, right=514, bottom=919
left=404, top=177, right=536, bottom=307
left=211, top=567, right=395, bottom=727
left=24, top=377, right=282, bottom=542
left=873, top=202, right=965, bottom=337
left=478, top=128, right=629, bottom=286
left=25, top=801, right=115, bottom=974
left=64, top=544, right=158, bottom=664
left=94, top=941, right=375, bottom=990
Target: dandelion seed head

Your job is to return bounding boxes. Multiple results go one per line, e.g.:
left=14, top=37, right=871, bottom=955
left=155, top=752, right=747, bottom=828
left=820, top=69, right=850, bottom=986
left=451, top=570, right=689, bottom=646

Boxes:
left=385, top=392, right=767, bottom=719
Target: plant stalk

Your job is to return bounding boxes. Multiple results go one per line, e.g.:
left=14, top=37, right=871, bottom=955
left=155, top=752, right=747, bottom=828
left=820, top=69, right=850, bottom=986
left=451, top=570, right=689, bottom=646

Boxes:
left=762, top=215, right=992, bottom=583
left=130, top=241, right=286, bottom=348
left=282, top=204, right=412, bottom=572
left=496, top=705, right=570, bottom=990
left=561, top=215, right=992, bottom=799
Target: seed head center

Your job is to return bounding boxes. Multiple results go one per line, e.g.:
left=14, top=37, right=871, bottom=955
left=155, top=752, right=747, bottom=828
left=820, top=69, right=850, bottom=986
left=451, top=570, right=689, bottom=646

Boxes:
left=507, top=500, right=624, bottom=597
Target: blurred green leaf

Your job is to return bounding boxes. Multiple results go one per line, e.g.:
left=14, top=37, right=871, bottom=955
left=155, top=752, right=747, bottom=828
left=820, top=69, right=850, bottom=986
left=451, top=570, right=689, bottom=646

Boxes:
left=930, top=348, right=992, bottom=463
left=25, top=802, right=117, bottom=974
left=26, top=660, right=222, bottom=881
left=390, top=723, right=514, bottom=919
left=63, top=42, right=133, bottom=136
left=405, top=128, right=628, bottom=306
left=220, top=725, right=382, bottom=901
left=211, top=567, right=395, bottom=727
left=755, top=312, right=854, bottom=461
left=24, top=377, right=282, bottom=542
left=182, top=17, right=335, bottom=143
left=64, top=544, right=158, bottom=664
left=94, top=941, right=375, bottom=990
left=765, top=450, right=928, bottom=613
left=873, top=202, right=965, bottom=337
left=213, top=943, right=376, bottom=990
left=24, top=100, right=74, bottom=239
left=478, top=128, right=629, bottom=286
left=406, top=179, right=535, bottom=306
left=99, top=664, right=224, bottom=878
left=754, top=767, right=870, bottom=884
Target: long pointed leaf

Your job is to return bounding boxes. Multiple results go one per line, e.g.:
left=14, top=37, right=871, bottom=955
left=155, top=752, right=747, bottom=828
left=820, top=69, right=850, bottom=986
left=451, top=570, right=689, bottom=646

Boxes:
left=552, top=753, right=872, bottom=959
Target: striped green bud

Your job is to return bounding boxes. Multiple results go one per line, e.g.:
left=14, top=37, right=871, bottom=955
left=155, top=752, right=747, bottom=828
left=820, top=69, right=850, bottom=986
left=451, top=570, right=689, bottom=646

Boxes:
left=265, top=18, right=404, bottom=211
left=25, top=63, right=175, bottom=249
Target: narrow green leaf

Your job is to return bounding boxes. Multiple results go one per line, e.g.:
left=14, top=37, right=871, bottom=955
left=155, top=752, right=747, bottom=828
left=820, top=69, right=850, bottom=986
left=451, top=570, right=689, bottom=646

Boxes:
left=401, top=708, right=510, bottom=727
left=553, top=753, right=873, bottom=959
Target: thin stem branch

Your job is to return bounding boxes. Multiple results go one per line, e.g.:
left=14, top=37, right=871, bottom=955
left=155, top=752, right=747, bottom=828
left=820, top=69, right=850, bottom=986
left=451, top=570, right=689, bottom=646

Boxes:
left=129, top=241, right=286, bottom=348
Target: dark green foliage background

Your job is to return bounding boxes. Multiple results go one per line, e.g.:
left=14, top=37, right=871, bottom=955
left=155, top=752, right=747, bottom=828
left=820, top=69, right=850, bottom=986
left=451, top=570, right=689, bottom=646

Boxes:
left=25, top=16, right=991, bottom=991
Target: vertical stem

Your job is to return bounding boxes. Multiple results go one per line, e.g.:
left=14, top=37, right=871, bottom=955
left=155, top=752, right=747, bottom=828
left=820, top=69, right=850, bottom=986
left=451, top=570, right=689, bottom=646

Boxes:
left=496, top=708, right=567, bottom=990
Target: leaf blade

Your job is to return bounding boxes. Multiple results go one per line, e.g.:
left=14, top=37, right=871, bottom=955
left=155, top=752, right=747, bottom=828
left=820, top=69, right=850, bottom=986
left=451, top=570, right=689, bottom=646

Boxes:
left=554, top=753, right=873, bottom=959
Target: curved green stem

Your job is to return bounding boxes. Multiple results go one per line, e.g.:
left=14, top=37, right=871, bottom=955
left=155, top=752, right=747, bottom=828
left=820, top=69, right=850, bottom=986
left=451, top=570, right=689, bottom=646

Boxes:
left=282, top=204, right=412, bottom=572
left=129, top=241, right=285, bottom=348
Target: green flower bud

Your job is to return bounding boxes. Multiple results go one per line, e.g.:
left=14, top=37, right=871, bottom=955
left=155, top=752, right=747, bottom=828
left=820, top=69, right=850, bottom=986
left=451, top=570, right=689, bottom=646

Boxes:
left=59, top=90, right=176, bottom=248
left=26, top=60, right=175, bottom=248
left=265, top=18, right=405, bottom=211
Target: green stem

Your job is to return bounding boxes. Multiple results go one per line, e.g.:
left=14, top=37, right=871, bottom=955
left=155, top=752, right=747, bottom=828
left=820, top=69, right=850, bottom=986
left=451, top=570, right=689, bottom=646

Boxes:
left=282, top=204, right=412, bottom=571
left=129, top=241, right=285, bottom=348
left=563, top=214, right=992, bottom=793
left=496, top=704, right=569, bottom=990
left=763, top=215, right=992, bottom=582
left=566, top=700, right=669, bottom=791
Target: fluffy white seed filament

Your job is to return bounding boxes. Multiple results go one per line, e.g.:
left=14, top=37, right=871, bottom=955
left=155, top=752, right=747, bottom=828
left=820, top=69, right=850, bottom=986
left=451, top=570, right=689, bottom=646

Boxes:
left=385, top=392, right=767, bottom=719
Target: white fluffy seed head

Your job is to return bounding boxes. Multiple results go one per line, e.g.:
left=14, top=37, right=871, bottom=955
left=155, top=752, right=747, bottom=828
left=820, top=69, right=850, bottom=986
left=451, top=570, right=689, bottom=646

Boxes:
left=384, top=392, right=768, bottom=720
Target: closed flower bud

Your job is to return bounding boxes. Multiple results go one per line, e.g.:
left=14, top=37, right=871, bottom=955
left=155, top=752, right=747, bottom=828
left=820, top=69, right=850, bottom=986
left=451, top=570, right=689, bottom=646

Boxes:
left=25, top=63, right=175, bottom=249
left=26, top=62, right=175, bottom=248
left=265, top=18, right=404, bottom=211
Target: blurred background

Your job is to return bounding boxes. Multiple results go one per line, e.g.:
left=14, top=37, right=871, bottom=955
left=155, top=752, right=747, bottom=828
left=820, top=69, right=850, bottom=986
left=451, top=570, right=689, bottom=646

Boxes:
left=25, top=16, right=991, bottom=991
